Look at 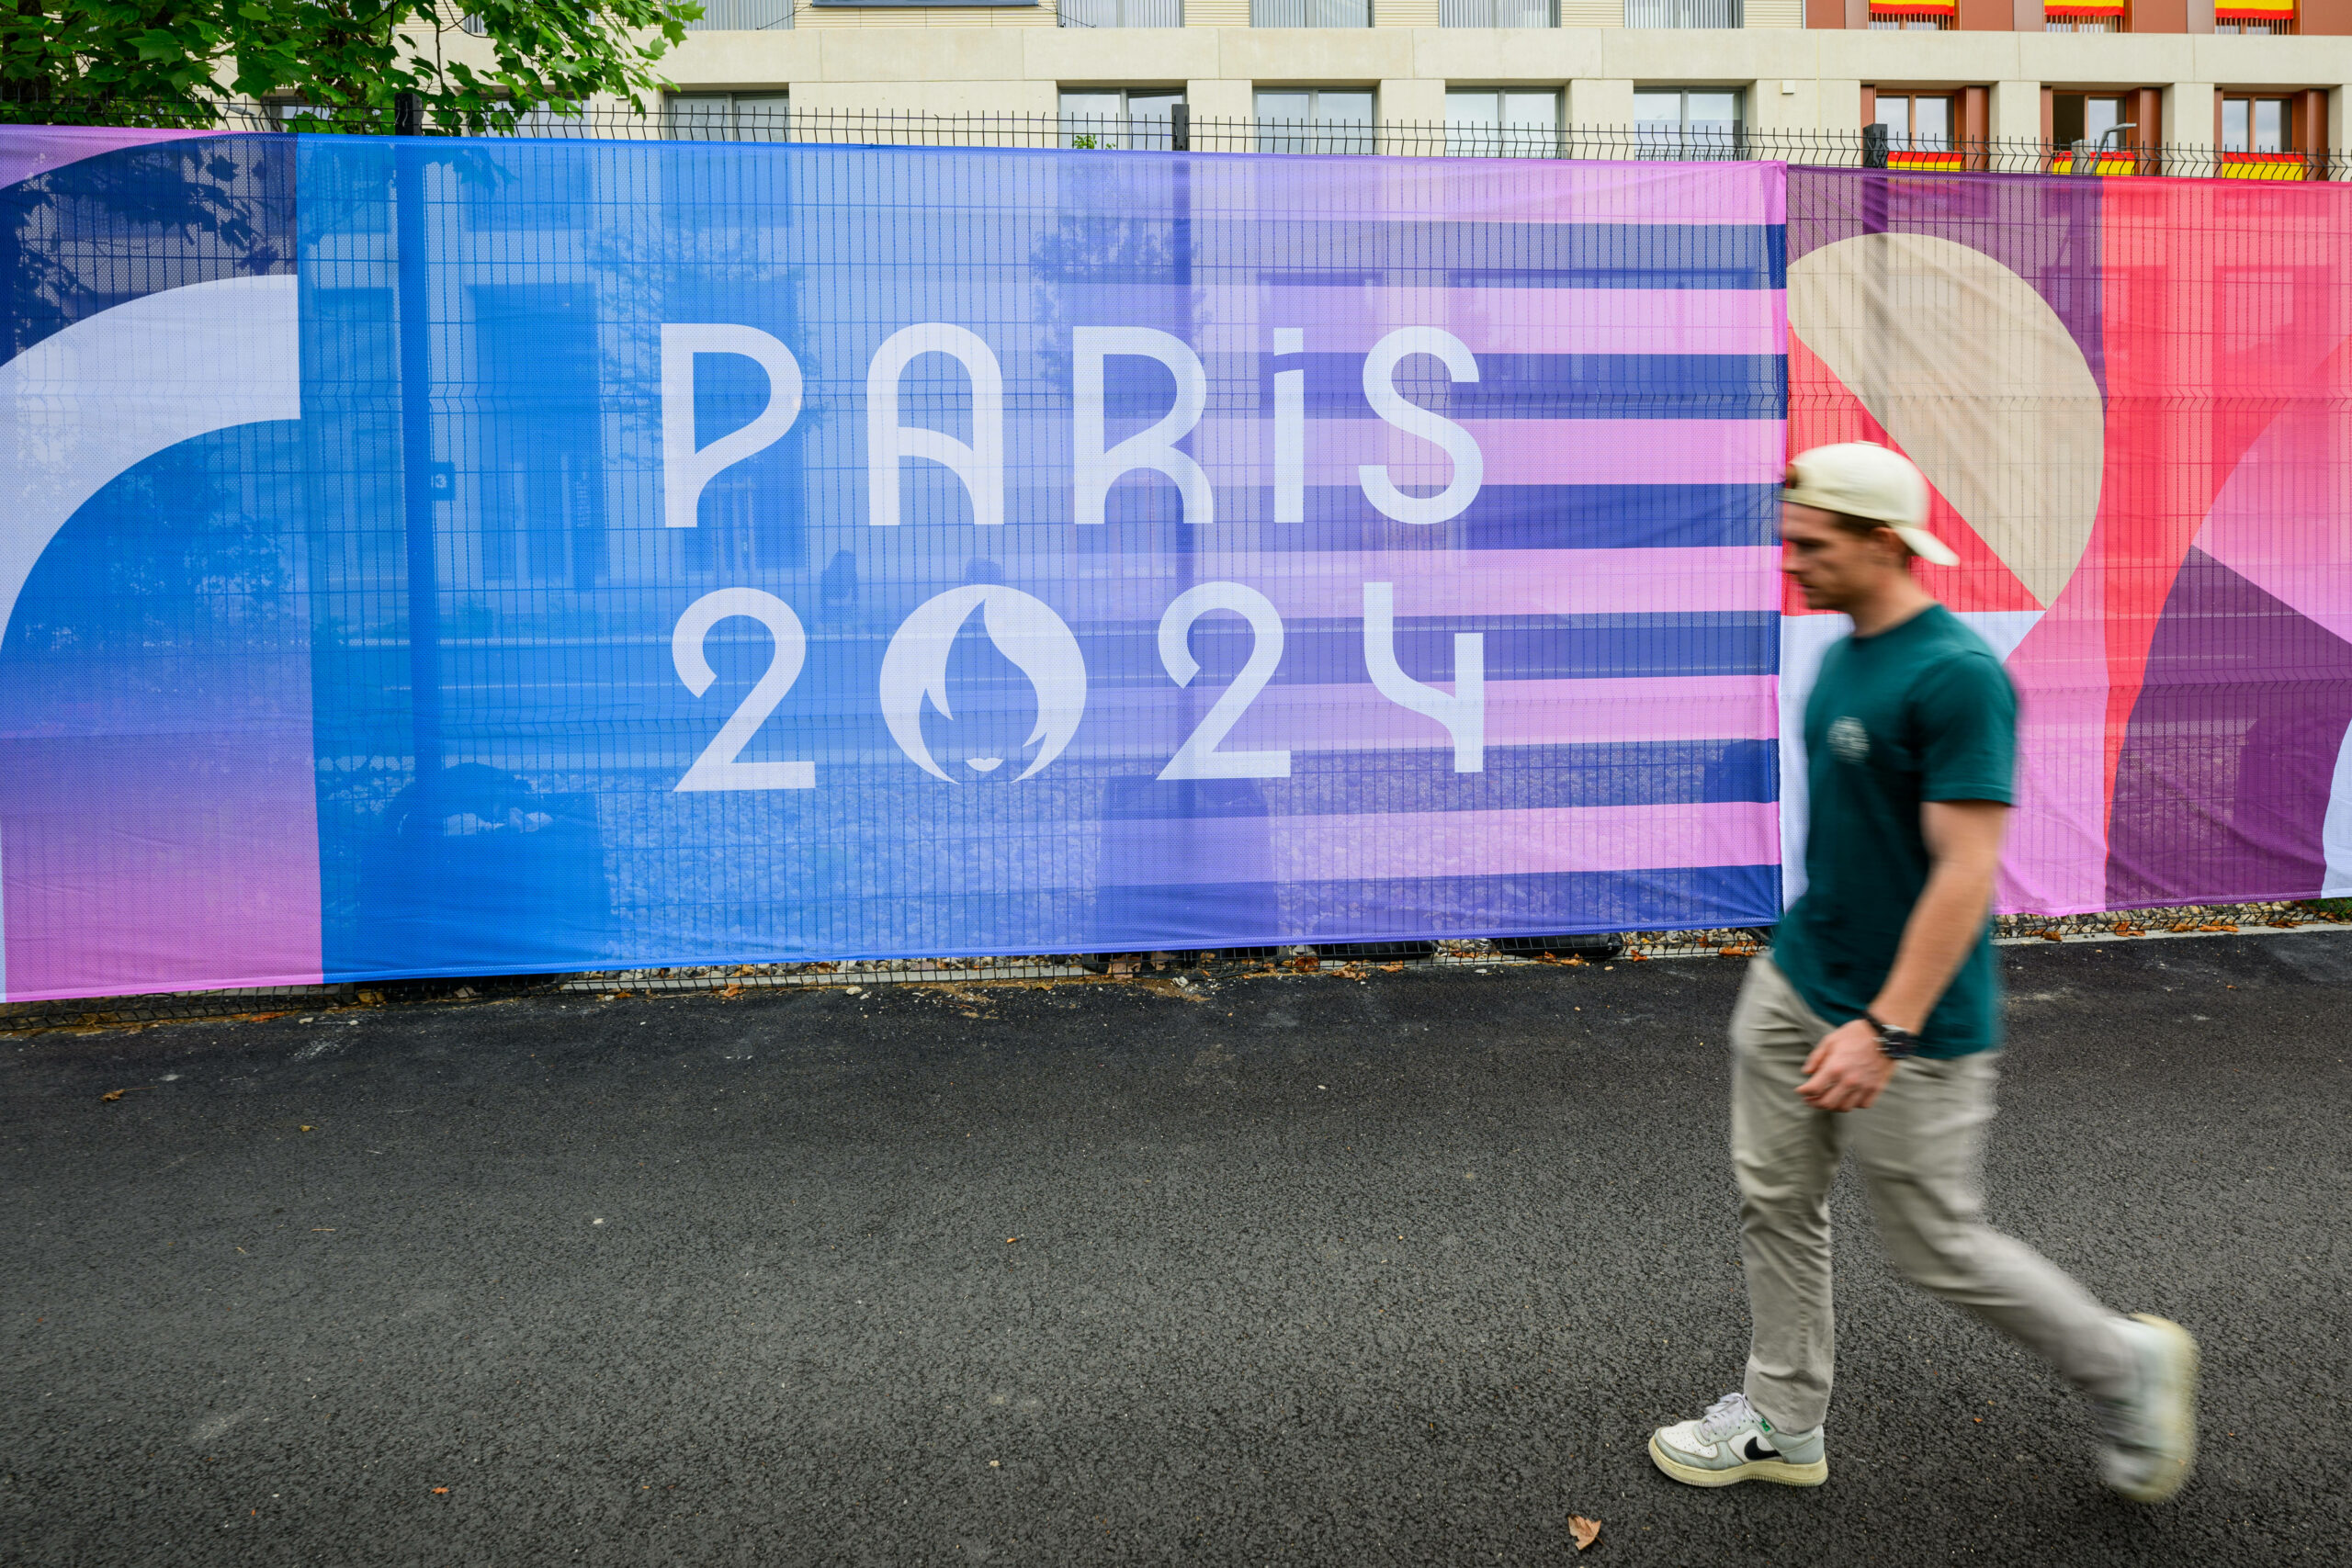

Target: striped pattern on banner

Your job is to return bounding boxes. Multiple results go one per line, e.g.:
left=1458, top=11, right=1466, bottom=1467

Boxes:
left=1079, top=163, right=1786, bottom=935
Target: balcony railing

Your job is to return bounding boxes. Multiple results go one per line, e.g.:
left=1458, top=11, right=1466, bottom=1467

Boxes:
left=17, top=104, right=2346, bottom=182
left=684, top=0, right=796, bottom=27
left=1439, top=0, right=1556, bottom=22
left=1625, top=0, right=1741, bottom=24
left=1057, top=0, right=1182, bottom=23
left=1250, top=0, right=1372, bottom=23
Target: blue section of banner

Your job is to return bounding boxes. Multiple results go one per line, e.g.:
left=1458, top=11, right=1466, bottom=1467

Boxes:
left=1047, top=218, right=1786, bottom=288
left=1093, top=865, right=1783, bottom=948
left=286, top=136, right=1785, bottom=976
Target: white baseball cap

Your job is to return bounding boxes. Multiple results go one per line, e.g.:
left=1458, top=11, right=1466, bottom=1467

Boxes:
left=1781, top=442, right=1960, bottom=566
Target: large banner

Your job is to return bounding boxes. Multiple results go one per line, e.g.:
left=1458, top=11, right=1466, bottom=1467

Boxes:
left=1782, top=167, right=2352, bottom=917
left=7, top=133, right=2350, bottom=1001
left=3, top=131, right=1788, bottom=998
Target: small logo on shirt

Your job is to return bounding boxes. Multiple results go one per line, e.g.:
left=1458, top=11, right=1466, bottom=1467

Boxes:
left=1827, top=716, right=1870, bottom=764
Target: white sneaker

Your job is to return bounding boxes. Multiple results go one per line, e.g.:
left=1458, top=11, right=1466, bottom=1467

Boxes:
left=2098, top=1314, right=2199, bottom=1503
left=1649, top=1391, right=1828, bottom=1488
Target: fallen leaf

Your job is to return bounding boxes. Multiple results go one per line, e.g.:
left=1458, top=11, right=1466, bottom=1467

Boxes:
left=98, top=1087, right=150, bottom=1103
left=300, top=1125, right=312, bottom=1132
left=1568, top=1514, right=1601, bottom=1551
left=1005, top=1236, right=1020, bottom=1244
left=432, top=1486, right=449, bottom=1495
left=1379, top=963, right=1404, bottom=974
left=1290, top=954, right=1320, bottom=973
left=720, top=984, right=744, bottom=998
left=2039, top=931, right=2064, bottom=942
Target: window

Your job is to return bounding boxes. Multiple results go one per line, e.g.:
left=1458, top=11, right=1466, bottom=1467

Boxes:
left=2048, top=93, right=2139, bottom=173
left=1871, top=94, right=1958, bottom=165
left=1440, top=0, right=1555, bottom=22
left=1255, top=89, right=1375, bottom=153
left=2051, top=94, right=2127, bottom=151
left=682, top=0, right=795, bottom=26
left=1624, top=0, right=1740, bottom=25
left=1059, top=90, right=1184, bottom=149
left=1445, top=90, right=1560, bottom=156
left=2218, top=96, right=2308, bottom=177
left=1251, top=0, right=1372, bottom=23
left=666, top=93, right=791, bottom=141
left=2222, top=97, right=2289, bottom=153
left=1634, top=88, right=1744, bottom=159
left=1057, top=0, right=1182, bottom=25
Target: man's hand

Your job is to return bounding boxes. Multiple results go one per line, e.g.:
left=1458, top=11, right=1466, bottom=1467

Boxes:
left=1797, top=1019, right=1900, bottom=1111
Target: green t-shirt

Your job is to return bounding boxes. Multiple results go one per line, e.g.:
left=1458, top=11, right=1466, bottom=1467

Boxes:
left=1772, top=604, right=2017, bottom=1058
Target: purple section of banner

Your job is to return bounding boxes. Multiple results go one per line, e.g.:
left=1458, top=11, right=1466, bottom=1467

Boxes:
left=2107, top=548, right=2352, bottom=906
left=1059, top=548, right=1779, bottom=622
left=0, top=124, right=228, bottom=191
left=1097, top=800, right=1779, bottom=886
left=1096, top=287, right=1788, bottom=357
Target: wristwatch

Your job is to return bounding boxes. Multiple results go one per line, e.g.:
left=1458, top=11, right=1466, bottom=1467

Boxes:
left=1863, top=1011, right=1918, bottom=1060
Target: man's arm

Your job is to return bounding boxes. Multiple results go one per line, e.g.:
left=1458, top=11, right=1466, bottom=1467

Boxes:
left=1796, top=799, right=2009, bottom=1111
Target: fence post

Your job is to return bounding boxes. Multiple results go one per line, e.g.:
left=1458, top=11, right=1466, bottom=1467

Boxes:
left=395, top=138, right=443, bottom=795
left=1170, top=102, right=1190, bottom=153
left=394, top=89, right=423, bottom=138
left=1861, top=122, right=1890, bottom=170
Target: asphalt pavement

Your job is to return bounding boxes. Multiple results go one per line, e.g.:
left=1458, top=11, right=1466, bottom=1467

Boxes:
left=6, top=932, right=2348, bottom=1567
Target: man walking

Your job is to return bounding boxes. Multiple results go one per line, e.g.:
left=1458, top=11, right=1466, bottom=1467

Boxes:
left=1646, top=443, right=2198, bottom=1502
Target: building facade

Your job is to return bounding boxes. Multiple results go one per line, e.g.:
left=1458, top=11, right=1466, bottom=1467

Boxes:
left=582, top=0, right=2352, bottom=166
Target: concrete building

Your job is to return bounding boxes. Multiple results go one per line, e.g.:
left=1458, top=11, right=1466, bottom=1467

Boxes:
left=619, top=0, right=2352, bottom=168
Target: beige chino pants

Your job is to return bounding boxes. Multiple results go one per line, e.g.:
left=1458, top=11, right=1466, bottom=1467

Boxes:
left=1730, top=956, right=2137, bottom=1433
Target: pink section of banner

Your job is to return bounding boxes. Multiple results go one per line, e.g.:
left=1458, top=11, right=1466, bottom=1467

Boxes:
left=1, top=654, right=325, bottom=1003
left=1998, top=581, right=2113, bottom=916
left=1097, top=800, right=1780, bottom=886
left=2192, top=399, right=2352, bottom=648
left=1191, top=157, right=1785, bottom=228
left=1196, top=418, right=1788, bottom=489
left=1062, top=548, right=1779, bottom=622
left=0, top=125, right=224, bottom=190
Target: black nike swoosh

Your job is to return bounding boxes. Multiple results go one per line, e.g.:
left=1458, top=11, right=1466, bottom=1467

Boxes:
left=1741, top=1436, right=1776, bottom=1462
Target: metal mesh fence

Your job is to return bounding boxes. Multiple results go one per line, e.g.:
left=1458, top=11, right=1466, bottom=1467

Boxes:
left=6, top=102, right=2345, bottom=181
left=5, top=103, right=2347, bottom=1028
